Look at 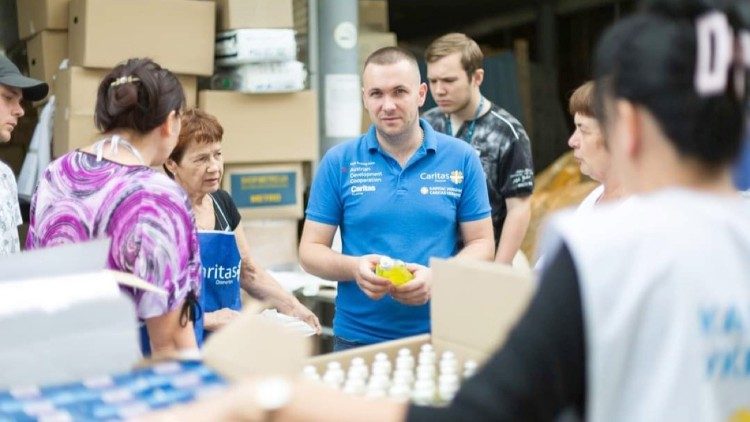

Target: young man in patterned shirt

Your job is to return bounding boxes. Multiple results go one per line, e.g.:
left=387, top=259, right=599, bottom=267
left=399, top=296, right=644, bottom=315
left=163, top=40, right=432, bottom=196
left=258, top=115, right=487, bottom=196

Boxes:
left=423, top=33, right=534, bottom=265
left=0, top=55, right=48, bottom=255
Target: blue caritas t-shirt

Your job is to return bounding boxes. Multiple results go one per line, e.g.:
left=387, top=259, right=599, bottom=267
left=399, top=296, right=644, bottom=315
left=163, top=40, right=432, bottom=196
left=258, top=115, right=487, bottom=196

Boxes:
left=305, top=119, right=491, bottom=344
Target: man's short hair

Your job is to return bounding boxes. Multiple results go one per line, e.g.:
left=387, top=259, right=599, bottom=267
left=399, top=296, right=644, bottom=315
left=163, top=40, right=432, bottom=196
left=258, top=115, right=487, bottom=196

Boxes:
left=363, top=46, right=419, bottom=73
left=568, top=81, right=596, bottom=117
left=424, top=33, right=483, bottom=79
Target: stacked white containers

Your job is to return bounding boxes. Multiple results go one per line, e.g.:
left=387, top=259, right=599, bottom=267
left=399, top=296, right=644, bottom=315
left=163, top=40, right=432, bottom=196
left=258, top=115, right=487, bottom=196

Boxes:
left=212, top=0, right=306, bottom=93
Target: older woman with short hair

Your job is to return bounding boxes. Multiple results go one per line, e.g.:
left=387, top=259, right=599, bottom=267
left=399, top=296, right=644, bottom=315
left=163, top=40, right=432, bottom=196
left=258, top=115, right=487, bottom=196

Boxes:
left=165, top=108, right=320, bottom=337
left=567, top=80, right=625, bottom=209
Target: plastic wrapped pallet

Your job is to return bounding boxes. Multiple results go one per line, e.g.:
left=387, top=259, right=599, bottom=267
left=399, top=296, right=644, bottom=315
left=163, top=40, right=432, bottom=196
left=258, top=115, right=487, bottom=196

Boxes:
left=211, top=61, right=306, bottom=93
left=215, top=29, right=297, bottom=66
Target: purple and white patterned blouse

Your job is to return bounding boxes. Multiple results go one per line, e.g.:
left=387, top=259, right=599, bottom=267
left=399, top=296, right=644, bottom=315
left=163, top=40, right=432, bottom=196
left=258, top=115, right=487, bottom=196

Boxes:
left=26, top=151, right=202, bottom=319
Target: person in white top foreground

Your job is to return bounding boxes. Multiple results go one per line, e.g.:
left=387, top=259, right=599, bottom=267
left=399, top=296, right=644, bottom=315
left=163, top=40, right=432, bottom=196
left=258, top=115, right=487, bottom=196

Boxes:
left=141, top=0, right=750, bottom=420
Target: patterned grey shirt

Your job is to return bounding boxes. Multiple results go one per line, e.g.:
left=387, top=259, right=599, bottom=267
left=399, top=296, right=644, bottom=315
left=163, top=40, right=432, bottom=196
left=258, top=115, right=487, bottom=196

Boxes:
left=423, top=103, right=534, bottom=244
left=0, top=161, right=22, bottom=255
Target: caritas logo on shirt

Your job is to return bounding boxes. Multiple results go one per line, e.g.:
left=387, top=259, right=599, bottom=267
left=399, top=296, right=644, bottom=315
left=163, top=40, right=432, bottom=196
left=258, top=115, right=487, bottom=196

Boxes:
left=419, top=170, right=464, bottom=185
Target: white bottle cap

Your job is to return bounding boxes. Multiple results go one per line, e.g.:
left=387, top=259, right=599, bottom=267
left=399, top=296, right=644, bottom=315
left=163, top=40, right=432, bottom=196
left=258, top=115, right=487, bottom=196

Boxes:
left=440, top=351, right=456, bottom=362
left=368, top=374, right=391, bottom=391
left=365, top=389, right=387, bottom=399
left=302, top=365, right=318, bottom=376
left=439, top=364, right=458, bottom=376
left=392, top=369, right=414, bottom=384
left=438, top=373, right=459, bottom=385
left=371, top=365, right=390, bottom=377
left=326, top=361, right=342, bottom=371
left=322, top=372, right=342, bottom=389
left=420, top=344, right=434, bottom=353
left=388, top=384, right=412, bottom=401
left=374, top=352, right=389, bottom=362
left=398, top=348, right=412, bottom=357
left=440, top=360, right=458, bottom=372
left=350, top=357, right=366, bottom=367
left=347, top=366, right=368, bottom=381
left=396, top=356, right=414, bottom=371
left=378, top=256, right=395, bottom=269
left=438, top=386, right=457, bottom=402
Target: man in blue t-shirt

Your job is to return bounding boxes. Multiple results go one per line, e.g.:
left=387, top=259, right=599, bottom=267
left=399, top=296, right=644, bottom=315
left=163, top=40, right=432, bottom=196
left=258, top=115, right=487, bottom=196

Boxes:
left=300, top=47, right=495, bottom=351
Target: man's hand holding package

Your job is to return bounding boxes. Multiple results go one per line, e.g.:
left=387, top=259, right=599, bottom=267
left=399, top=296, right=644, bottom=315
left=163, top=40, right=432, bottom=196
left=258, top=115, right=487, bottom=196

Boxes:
left=389, top=264, right=431, bottom=306
left=355, top=254, right=391, bottom=300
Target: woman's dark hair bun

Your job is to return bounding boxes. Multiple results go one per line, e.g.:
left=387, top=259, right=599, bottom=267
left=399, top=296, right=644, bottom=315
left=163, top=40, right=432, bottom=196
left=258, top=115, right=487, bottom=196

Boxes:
left=94, top=58, right=185, bottom=135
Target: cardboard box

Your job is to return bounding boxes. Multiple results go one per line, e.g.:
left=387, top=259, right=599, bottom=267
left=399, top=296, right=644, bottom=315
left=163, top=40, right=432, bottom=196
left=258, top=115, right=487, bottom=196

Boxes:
left=53, top=67, right=197, bottom=157
left=241, top=218, right=299, bottom=270
left=16, top=0, right=69, bottom=40
left=198, top=90, right=319, bottom=163
left=0, top=231, right=309, bottom=390
left=203, top=311, right=311, bottom=380
left=214, top=0, right=293, bottom=30
left=359, top=0, right=389, bottom=32
left=68, top=0, right=215, bottom=76
left=52, top=112, right=98, bottom=158
left=26, top=30, right=68, bottom=86
left=308, top=258, right=534, bottom=369
left=0, top=239, right=162, bottom=388
left=224, top=163, right=304, bottom=219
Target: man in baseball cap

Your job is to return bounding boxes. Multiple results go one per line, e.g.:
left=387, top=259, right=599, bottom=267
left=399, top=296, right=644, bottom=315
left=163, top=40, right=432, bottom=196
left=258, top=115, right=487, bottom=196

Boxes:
left=0, top=54, right=48, bottom=255
left=0, top=54, right=48, bottom=103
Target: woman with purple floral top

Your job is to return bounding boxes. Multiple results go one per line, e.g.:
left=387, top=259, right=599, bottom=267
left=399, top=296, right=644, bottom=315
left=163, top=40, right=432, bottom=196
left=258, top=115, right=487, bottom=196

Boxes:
left=26, top=58, right=202, bottom=357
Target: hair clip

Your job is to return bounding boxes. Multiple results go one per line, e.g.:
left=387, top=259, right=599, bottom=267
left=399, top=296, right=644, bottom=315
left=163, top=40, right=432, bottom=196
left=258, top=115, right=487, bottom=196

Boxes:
left=110, top=76, right=141, bottom=87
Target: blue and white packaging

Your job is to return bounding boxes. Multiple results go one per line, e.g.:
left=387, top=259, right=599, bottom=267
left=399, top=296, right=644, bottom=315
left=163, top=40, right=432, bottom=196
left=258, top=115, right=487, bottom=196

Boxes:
left=215, top=28, right=297, bottom=65
left=211, top=61, right=307, bottom=93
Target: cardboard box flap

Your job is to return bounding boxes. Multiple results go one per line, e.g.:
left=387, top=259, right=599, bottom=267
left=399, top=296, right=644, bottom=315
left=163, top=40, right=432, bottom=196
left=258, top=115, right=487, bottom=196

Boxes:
left=203, top=312, right=311, bottom=380
left=0, top=238, right=110, bottom=282
left=430, top=258, right=534, bottom=358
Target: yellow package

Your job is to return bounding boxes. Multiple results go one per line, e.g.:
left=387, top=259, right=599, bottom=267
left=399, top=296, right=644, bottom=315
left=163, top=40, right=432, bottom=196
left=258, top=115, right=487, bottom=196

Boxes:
left=375, top=256, right=414, bottom=286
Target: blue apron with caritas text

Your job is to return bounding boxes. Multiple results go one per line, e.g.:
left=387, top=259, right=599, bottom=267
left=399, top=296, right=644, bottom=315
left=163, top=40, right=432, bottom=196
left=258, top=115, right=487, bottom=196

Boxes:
left=198, top=230, right=242, bottom=313
left=197, top=194, right=242, bottom=340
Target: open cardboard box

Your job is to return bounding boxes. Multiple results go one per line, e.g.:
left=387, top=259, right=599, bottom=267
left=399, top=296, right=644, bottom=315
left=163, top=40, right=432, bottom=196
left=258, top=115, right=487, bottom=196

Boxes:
left=307, top=257, right=535, bottom=374
left=0, top=237, right=313, bottom=391
left=0, top=239, right=167, bottom=388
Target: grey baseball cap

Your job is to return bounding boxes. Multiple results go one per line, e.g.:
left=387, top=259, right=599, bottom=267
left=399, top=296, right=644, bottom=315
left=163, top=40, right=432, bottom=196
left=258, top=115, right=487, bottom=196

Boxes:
left=0, top=55, right=48, bottom=101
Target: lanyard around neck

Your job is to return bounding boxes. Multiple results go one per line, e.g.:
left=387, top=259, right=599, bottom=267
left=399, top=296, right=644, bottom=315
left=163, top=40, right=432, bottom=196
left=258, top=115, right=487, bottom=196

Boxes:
left=445, top=96, right=484, bottom=144
left=94, top=135, right=146, bottom=165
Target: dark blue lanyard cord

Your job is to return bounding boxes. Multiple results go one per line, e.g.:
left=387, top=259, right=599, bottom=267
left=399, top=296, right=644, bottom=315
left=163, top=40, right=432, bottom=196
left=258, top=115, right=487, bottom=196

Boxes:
left=444, top=96, right=485, bottom=144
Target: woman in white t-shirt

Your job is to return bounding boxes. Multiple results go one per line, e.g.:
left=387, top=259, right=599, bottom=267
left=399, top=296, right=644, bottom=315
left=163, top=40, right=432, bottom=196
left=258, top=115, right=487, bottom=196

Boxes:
left=566, top=80, right=625, bottom=212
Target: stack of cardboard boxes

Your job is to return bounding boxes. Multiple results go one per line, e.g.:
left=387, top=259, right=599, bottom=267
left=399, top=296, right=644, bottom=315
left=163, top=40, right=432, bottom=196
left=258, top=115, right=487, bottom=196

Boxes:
left=17, top=0, right=215, bottom=158
left=200, top=0, right=319, bottom=270
left=358, top=0, right=397, bottom=132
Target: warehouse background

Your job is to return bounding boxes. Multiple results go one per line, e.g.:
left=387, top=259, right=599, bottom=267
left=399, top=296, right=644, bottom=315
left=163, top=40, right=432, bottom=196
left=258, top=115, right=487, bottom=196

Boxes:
left=0, top=0, right=635, bottom=174
left=0, top=0, right=635, bottom=354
